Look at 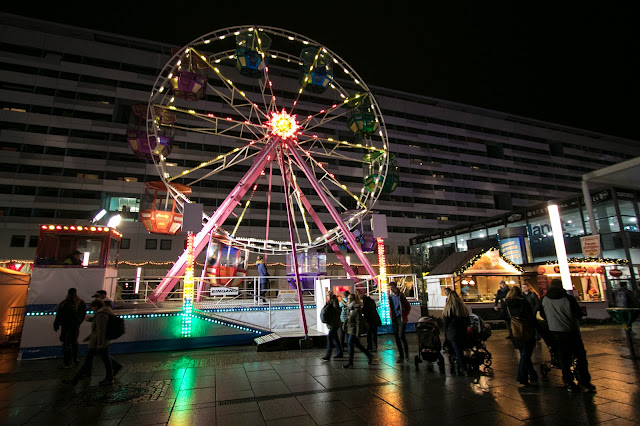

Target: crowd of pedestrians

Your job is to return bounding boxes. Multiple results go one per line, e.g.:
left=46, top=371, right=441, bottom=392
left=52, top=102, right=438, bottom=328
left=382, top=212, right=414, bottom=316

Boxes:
left=320, top=279, right=601, bottom=394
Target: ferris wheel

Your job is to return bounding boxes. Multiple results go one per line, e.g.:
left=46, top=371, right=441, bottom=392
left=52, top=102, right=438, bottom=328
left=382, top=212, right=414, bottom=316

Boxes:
left=145, top=26, right=393, bottom=301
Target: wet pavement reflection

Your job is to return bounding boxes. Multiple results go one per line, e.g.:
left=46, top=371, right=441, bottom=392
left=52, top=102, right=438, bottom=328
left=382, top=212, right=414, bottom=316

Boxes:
left=0, top=324, right=638, bottom=425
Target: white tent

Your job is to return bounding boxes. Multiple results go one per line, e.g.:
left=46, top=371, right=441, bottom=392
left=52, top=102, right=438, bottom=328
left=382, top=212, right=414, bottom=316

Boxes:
left=0, top=267, right=30, bottom=344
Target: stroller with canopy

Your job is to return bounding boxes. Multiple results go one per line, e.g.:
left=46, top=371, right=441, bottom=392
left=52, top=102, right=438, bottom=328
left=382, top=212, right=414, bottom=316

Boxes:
left=414, top=316, right=445, bottom=371
left=446, top=313, right=493, bottom=373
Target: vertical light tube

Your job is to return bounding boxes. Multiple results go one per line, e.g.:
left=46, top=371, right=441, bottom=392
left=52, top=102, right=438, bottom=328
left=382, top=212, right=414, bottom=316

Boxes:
left=182, top=232, right=195, bottom=337
left=82, top=252, right=90, bottom=267
left=377, top=238, right=391, bottom=326
left=135, top=267, right=142, bottom=294
left=548, top=202, right=572, bottom=291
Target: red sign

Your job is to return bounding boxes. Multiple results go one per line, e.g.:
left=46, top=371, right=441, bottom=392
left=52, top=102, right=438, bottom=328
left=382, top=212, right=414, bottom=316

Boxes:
left=609, top=269, right=622, bottom=277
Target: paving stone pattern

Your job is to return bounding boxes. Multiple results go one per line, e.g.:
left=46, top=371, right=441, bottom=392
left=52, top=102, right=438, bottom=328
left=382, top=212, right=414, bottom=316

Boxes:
left=0, top=324, right=639, bottom=425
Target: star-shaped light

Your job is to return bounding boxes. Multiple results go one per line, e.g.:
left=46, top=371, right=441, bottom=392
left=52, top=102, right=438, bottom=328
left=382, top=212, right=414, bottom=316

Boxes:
left=268, top=108, right=299, bottom=140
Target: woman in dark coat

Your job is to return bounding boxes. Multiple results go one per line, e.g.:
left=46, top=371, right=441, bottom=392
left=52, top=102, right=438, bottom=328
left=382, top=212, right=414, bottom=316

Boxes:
left=53, top=288, right=86, bottom=368
left=362, top=295, right=382, bottom=352
left=442, top=291, right=469, bottom=375
left=504, top=286, right=538, bottom=385
left=342, top=294, right=374, bottom=368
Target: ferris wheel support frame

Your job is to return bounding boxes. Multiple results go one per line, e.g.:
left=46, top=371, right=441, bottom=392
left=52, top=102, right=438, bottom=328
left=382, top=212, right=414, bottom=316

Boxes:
left=278, top=147, right=308, bottom=336
left=285, top=140, right=380, bottom=283
left=149, top=139, right=279, bottom=302
left=281, top=163, right=360, bottom=284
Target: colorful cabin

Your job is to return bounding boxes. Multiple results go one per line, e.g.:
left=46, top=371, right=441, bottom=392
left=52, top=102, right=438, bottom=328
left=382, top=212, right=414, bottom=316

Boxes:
left=235, top=31, right=271, bottom=78
left=363, top=152, right=398, bottom=194
left=126, top=105, right=176, bottom=161
left=346, top=96, right=379, bottom=136
left=204, top=237, right=249, bottom=287
left=299, top=47, right=334, bottom=94
left=286, top=252, right=327, bottom=291
left=168, top=47, right=208, bottom=100
left=140, top=181, right=191, bottom=235
left=168, top=70, right=207, bottom=101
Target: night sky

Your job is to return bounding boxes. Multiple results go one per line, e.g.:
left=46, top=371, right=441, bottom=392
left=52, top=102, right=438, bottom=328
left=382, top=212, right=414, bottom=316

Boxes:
left=2, top=3, right=638, bottom=141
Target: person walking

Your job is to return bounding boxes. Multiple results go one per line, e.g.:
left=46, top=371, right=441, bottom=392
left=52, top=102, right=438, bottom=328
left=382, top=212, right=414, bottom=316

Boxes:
left=615, top=282, right=636, bottom=308
left=494, top=280, right=512, bottom=339
left=256, top=256, right=270, bottom=302
left=63, top=299, right=122, bottom=386
left=504, top=286, right=538, bottom=386
left=362, top=294, right=382, bottom=352
left=338, top=290, right=350, bottom=350
left=53, top=288, right=86, bottom=368
left=321, top=294, right=344, bottom=361
left=388, top=282, right=411, bottom=363
left=540, top=279, right=596, bottom=392
left=342, top=294, right=374, bottom=368
left=522, top=283, right=541, bottom=340
left=442, top=291, right=469, bottom=375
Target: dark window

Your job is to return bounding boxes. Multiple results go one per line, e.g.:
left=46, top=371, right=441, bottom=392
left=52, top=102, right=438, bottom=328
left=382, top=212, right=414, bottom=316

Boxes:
left=160, top=239, right=172, bottom=250
left=121, top=238, right=131, bottom=250
left=145, top=239, right=157, bottom=250
left=28, top=236, right=39, bottom=247
left=10, top=235, right=26, bottom=247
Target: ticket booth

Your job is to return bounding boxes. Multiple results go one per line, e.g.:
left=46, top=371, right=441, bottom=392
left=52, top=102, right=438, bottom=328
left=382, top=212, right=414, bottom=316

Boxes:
left=30, top=224, right=122, bottom=306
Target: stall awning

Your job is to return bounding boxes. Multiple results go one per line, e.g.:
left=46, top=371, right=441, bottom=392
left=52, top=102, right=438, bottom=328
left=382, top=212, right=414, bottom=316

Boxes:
left=429, top=248, right=524, bottom=276
left=429, top=248, right=485, bottom=275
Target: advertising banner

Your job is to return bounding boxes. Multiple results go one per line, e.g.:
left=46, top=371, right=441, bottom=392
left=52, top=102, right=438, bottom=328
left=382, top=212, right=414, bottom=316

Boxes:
left=500, top=237, right=525, bottom=264
left=580, top=235, right=601, bottom=257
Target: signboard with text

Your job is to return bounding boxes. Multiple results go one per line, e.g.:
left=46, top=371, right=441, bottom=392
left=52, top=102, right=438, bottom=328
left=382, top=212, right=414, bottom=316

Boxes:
left=580, top=235, right=601, bottom=257
left=210, top=287, right=239, bottom=296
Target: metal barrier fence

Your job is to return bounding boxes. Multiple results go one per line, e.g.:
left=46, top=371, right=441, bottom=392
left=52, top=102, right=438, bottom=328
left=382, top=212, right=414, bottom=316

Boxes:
left=107, top=274, right=418, bottom=309
left=5, top=306, right=26, bottom=344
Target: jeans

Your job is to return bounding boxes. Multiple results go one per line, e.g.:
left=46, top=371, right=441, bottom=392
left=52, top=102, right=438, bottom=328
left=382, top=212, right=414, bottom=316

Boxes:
left=517, top=340, right=537, bottom=383
left=366, top=327, right=378, bottom=351
left=391, top=315, right=408, bottom=357
left=449, top=339, right=466, bottom=370
left=552, top=330, right=591, bottom=385
left=324, top=326, right=343, bottom=358
left=347, top=333, right=371, bottom=364
left=73, top=347, right=115, bottom=382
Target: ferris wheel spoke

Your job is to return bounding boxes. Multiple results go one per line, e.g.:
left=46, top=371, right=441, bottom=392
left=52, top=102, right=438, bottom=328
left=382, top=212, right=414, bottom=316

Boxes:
left=181, top=143, right=264, bottom=185
left=283, top=157, right=314, bottom=245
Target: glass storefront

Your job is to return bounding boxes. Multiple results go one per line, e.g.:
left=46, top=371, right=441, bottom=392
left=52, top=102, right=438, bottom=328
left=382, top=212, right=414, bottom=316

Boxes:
left=411, top=187, right=640, bottom=298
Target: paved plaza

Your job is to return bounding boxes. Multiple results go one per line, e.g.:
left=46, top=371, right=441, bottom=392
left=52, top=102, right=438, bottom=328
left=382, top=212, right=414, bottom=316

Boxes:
left=0, top=324, right=638, bottom=425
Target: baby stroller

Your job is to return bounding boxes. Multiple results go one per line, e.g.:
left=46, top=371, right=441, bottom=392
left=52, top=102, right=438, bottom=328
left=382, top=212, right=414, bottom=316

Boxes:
left=538, top=320, right=580, bottom=381
left=446, top=313, right=493, bottom=373
left=414, top=316, right=445, bottom=372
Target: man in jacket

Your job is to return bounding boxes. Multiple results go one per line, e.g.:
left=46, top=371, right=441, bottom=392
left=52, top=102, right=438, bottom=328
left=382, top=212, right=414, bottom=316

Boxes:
left=540, top=279, right=595, bottom=392
left=256, top=256, right=270, bottom=302
left=494, top=281, right=512, bottom=339
left=389, top=282, right=411, bottom=363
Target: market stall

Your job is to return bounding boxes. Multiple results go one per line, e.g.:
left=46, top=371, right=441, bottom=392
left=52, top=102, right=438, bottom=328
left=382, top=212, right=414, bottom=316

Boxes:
left=536, top=258, right=622, bottom=319
left=425, top=248, right=530, bottom=318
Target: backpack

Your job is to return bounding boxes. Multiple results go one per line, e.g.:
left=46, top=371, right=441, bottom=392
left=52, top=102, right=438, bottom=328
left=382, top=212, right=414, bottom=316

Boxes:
left=101, top=312, right=125, bottom=340
left=616, top=289, right=629, bottom=308
left=320, top=302, right=337, bottom=325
